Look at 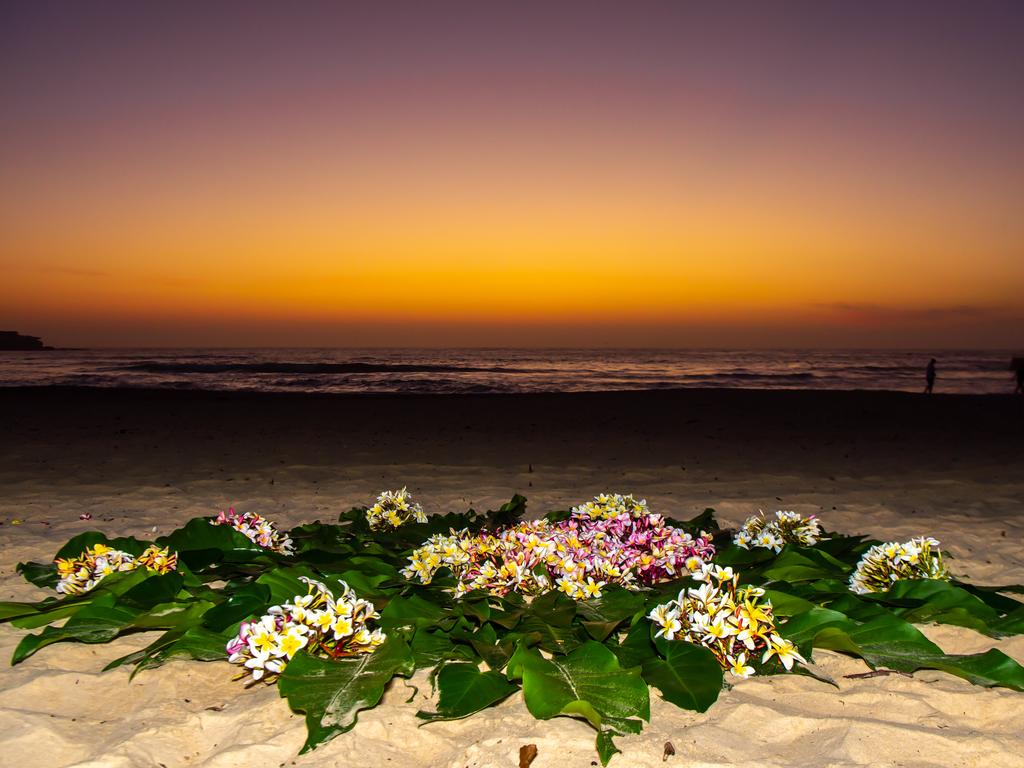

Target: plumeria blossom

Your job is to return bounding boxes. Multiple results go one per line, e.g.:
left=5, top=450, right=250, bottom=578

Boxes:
left=403, top=493, right=714, bottom=600
left=848, top=536, right=949, bottom=595
left=647, top=565, right=804, bottom=677
left=762, top=634, right=803, bottom=671
left=366, top=488, right=427, bottom=531
left=55, top=543, right=178, bottom=595
left=212, top=508, right=294, bottom=555
left=226, top=577, right=385, bottom=683
left=728, top=652, right=755, bottom=679
left=734, top=510, right=824, bottom=552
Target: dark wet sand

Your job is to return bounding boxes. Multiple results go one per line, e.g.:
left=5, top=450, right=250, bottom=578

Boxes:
left=1, top=387, right=1022, bottom=484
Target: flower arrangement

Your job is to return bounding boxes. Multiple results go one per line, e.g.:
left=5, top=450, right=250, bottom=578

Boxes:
left=212, top=507, right=295, bottom=554
left=226, top=577, right=385, bottom=683
left=733, top=509, right=824, bottom=552
left=403, top=493, right=714, bottom=599
left=648, top=565, right=804, bottom=677
left=365, top=487, right=427, bottom=530
left=55, top=543, right=178, bottom=595
left=848, top=536, right=949, bottom=595
left=7, top=495, right=1024, bottom=768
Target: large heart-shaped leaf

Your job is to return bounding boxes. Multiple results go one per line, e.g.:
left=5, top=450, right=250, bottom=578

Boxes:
left=278, top=635, right=415, bottom=752
left=641, top=640, right=723, bottom=712
left=506, top=641, right=649, bottom=729
left=417, top=662, right=518, bottom=721
left=507, top=641, right=649, bottom=766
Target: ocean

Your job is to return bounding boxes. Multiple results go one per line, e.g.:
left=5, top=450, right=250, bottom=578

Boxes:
left=0, top=349, right=1018, bottom=395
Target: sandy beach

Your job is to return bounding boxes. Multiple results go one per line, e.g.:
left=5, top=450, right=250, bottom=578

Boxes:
left=2, top=387, right=1023, bottom=768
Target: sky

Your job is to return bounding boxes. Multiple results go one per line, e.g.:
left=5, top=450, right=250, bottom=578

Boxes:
left=1, top=1, right=1022, bottom=348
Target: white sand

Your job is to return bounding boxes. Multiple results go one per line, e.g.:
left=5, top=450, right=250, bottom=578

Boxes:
left=2, top=461, right=1023, bottom=768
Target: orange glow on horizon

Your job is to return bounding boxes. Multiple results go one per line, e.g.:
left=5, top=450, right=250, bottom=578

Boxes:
left=2, top=5, right=1022, bottom=348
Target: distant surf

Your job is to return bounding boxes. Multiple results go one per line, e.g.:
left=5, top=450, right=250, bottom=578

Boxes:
left=0, top=348, right=1017, bottom=395
left=116, top=361, right=523, bottom=375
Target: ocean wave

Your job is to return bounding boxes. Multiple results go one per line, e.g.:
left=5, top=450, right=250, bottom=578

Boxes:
left=114, top=361, right=528, bottom=375
left=680, top=371, right=817, bottom=381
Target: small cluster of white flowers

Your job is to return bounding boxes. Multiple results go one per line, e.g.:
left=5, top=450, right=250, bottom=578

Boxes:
left=55, top=543, right=178, bottom=595
left=226, top=577, right=386, bottom=682
left=648, top=565, right=805, bottom=678
left=212, top=508, right=294, bottom=555
left=403, top=493, right=714, bottom=600
left=365, top=488, right=427, bottom=531
left=734, top=510, right=824, bottom=552
left=848, top=536, right=949, bottom=595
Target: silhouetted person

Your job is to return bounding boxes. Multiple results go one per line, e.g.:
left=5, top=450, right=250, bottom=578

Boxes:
left=924, top=358, right=936, bottom=394
left=1015, top=366, right=1024, bottom=395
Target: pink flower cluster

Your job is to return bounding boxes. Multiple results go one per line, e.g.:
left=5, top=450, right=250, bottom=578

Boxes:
left=404, top=493, right=715, bottom=600
left=212, top=508, right=294, bottom=555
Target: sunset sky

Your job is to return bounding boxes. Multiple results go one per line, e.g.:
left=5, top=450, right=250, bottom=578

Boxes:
left=2, top=2, right=1022, bottom=348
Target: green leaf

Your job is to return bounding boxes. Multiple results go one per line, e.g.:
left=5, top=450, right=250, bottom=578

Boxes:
left=485, top=494, right=528, bottom=528
left=201, top=584, right=272, bottom=631
left=778, top=606, right=853, bottom=648
left=278, top=636, right=414, bottom=752
left=612, top=617, right=657, bottom=670
left=641, top=641, right=723, bottom=713
left=465, top=623, right=516, bottom=671
left=255, top=565, right=322, bottom=604
left=11, top=590, right=217, bottom=666
left=118, top=572, right=185, bottom=610
left=670, top=507, right=720, bottom=534
left=864, top=579, right=1010, bottom=636
left=12, top=596, right=140, bottom=664
left=410, top=628, right=476, bottom=668
left=488, top=597, right=525, bottom=630
left=526, top=589, right=577, bottom=626
left=786, top=609, right=1024, bottom=690
left=761, top=547, right=848, bottom=583
left=711, top=543, right=775, bottom=569
left=514, top=614, right=586, bottom=654
left=288, top=522, right=356, bottom=557
left=157, top=517, right=268, bottom=570
left=53, top=532, right=151, bottom=560
left=576, top=587, right=645, bottom=641
left=329, top=570, right=393, bottom=598
left=0, top=597, right=77, bottom=625
left=15, top=561, right=59, bottom=589
left=110, top=625, right=239, bottom=675
left=455, top=597, right=491, bottom=625
left=507, top=641, right=649, bottom=730
left=417, top=662, right=518, bottom=721
left=130, top=600, right=214, bottom=630
left=993, top=606, right=1024, bottom=635
left=595, top=730, right=622, bottom=766
left=762, top=589, right=816, bottom=617
left=4, top=569, right=179, bottom=630
left=342, top=556, right=403, bottom=578
left=152, top=626, right=236, bottom=663
left=813, top=532, right=875, bottom=562
left=379, top=594, right=446, bottom=631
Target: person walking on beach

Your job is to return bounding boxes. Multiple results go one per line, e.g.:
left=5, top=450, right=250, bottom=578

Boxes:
left=924, top=358, right=937, bottom=394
